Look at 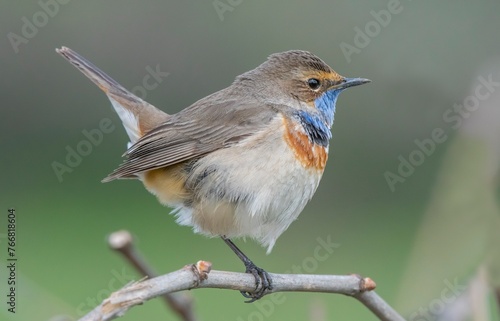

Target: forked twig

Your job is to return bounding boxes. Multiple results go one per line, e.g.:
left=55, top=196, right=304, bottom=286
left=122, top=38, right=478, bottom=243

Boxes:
left=78, top=261, right=406, bottom=321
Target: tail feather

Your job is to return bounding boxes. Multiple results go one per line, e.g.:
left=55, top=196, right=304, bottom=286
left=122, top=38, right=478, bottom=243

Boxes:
left=56, top=46, right=169, bottom=144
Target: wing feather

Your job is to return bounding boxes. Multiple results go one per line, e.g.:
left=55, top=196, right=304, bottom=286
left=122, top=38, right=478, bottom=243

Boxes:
left=103, top=99, right=281, bottom=182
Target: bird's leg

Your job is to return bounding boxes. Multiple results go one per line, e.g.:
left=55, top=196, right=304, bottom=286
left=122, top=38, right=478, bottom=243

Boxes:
left=221, top=236, right=273, bottom=302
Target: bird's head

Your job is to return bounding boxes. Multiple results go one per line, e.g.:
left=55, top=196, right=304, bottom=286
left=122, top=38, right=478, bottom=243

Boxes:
left=238, top=50, right=370, bottom=126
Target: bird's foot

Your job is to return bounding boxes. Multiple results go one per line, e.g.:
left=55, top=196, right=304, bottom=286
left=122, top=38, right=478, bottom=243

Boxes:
left=240, top=261, right=273, bottom=303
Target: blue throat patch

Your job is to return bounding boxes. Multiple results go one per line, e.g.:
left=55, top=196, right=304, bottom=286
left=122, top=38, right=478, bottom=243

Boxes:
left=296, top=89, right=341, bottom=147
left=314, top=89, right=340, bottom=127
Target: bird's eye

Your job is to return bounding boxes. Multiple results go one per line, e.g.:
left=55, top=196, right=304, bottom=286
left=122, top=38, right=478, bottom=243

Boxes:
left=307, top=78, right=321, bottom=90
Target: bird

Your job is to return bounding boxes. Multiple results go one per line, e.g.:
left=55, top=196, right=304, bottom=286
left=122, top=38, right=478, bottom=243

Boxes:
left=56, top=47, right=370, bottom=302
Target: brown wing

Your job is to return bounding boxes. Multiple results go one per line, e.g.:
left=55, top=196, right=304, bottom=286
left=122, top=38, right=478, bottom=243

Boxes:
left=102, top=99, right=281, bottom=182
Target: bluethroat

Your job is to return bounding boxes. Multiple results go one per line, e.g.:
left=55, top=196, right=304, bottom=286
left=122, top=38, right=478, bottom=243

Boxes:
left=57, top=47, right=370, bottom=301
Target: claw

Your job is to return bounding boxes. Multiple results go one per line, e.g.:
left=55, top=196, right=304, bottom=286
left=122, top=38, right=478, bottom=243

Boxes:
left=221, top=236, right=273, bottom=302
left=240, top=262, right=273, bottom=303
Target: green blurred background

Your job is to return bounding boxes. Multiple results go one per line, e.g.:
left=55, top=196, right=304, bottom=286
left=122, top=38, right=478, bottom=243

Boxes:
left=2, top=1, right=500, bottom=320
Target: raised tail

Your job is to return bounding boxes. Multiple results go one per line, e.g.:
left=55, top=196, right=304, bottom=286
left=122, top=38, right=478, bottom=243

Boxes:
left=56, top=46, right=169, bottom=145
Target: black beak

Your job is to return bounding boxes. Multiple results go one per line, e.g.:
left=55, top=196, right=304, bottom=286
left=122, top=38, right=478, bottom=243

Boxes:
left=331, top=77, right=371, bottom=90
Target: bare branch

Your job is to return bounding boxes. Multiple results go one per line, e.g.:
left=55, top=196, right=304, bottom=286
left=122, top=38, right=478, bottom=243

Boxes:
left=355, top=291, right=406, bottom=321
left=77, top=261, right=406, bottom=321
left=108, top=230, right=198, bottom=321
